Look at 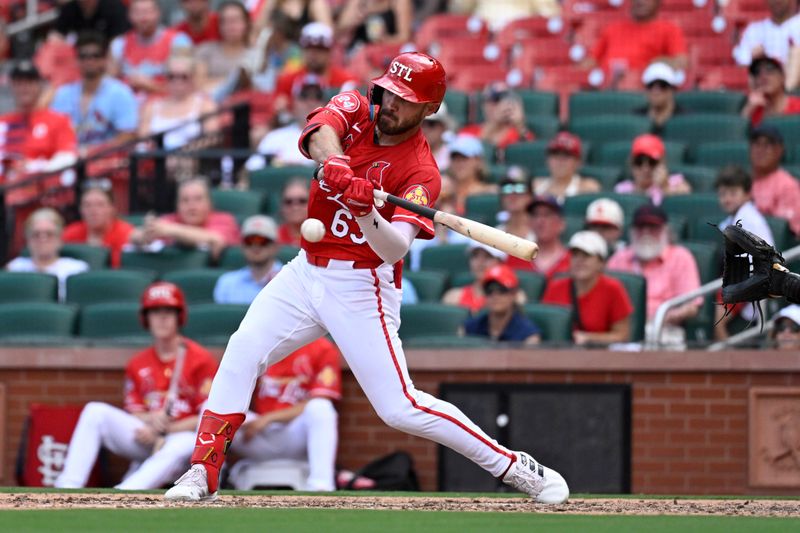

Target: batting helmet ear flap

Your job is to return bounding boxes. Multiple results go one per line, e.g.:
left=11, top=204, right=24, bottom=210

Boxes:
left=369, top=84, right=385, bottom=107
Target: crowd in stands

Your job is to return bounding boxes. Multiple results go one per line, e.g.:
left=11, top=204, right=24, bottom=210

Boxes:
left=1, top=0, right=800, bottom=349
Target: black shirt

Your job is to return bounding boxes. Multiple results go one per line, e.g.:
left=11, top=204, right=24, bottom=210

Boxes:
left=634, top=103, right=687, bottom=136
left=56, top=0, right=131, bottom=41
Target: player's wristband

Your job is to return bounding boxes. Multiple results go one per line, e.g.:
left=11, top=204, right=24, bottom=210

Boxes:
left=313, top=164, right=324, bottom=180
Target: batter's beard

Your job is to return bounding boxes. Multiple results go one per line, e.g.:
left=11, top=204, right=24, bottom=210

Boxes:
left=377, top=108, right=423, bottom=135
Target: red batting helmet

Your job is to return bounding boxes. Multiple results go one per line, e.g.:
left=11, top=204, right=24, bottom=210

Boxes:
left=370, top=52, right=447, bottom=108
left=140, top=282, right=187, bottom=328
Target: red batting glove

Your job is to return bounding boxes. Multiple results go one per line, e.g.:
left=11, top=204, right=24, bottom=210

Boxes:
left=342, top=178, right=375, bottom=217
left=323, top=154, right=354, bottom=192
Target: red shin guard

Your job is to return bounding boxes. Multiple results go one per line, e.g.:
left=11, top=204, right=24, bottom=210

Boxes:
left=190, top=410, right=245, bottom=493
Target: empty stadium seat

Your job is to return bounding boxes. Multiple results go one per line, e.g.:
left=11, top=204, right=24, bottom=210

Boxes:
left=277, top=246, right=300, bottom=265
left=211, top=189, right=264, bottom=220
left=465, top=194, right=501, bottom=225
left=674, top=91, right=745, bottom=114
left=399, top=303, right=470, bottom=340
left=120, top=248, right=210, bottom=276
left=662, top=194, right=725, bottom=236
left=692, top=141, right=750, bottom=167
left=162, top=269, right=225, bottom=304
left=663, top=115, right=748, bottom=146
left=518, top=90, right=560, bottom=117
left=683, top=240, right=722, bottom=284
left=568, top=92, right=648, bottom=118
left=562, top=214, right=587, bottom=244
left=762, top=116, right=800, bottom=145
left=79, top=302, right=147, bottom=340
left=670, top=164, right=720, bottom=193
left=66, top=270, right=156, bottom=306
left=420, top=244, right=470, bottom=275
left=517, top=271, right=547, bottom=302
left=404, top=270, right=448, bottom=303
left=522, top=303, right=572, bottom=343
left=766, top=216, right=794, bottom=252
left=568, top=115, right=651, bottom=144
left=182, top=303, right=248, bottom=346
left=504, top=141, right=550, bottom=172
left=526, top=115, right=561, bottom=140
left=219, top=246, right=246, bottom=270
left=443, top=89, right=470, bottom=127
left=0, top=272, right=58, bottom=303
left=0, top=302, right=77, bottom=339
left=61, top=243, right=110, bottom=270
left=606, top=271, right=647, bottom=342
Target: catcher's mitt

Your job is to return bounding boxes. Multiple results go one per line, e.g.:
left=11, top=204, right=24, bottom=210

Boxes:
left=721, top=222, right=800, bottom=304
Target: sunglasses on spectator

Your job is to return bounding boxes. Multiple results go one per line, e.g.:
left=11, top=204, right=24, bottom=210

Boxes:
left=166, top=72, right=192, bottom=81
left=30, top=230, right=58, bottom=239
left=633, top=155, right=660, bottom=168
left=646, top=80, right=672, bottom=90
left=282, top=197, right=308, bottom=206
left=500, top=183, right=528, bottom=195
left=775, top=320, right=800, bottom=333
left=243, top=235, right=273, bottom=247
left=78, top=51, right=105, bottom=61
left=484, top=283, right=512, bottom=296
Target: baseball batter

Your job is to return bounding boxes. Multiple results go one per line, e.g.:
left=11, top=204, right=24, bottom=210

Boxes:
left=55, top=283, right=218, bottom=490
left=228, top=337, right=341, bottom=491
left=166, top=52, right=569, bottom=503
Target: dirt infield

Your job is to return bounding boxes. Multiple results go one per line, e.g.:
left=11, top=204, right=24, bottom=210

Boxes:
left=1, top=492, right=799, bottom=516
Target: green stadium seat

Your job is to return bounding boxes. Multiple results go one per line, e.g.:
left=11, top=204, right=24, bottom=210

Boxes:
left=450, top=271, right=474, bottom=288
left=443, top=89, right=469, bottom=127
left=519, top=90, right=559, bottom=116
left=526, top=115, right=561, bottom=140
left=404, top=270, right=448, bottom=302
left=66, top=270, right=156, bottom=306
left=563, top=193, right=650, bottom=223
left=481, top=140, right=497, bottom=164
left=121, top=213, right=146, bottom=227
left=211, top=189, right=264, bottom=220
left=682, top=240, right=721, bottom=284
left=688, top=217, right=723, bottom=243
left=674, top=91, right=745, bottom=114
left=399, top=303, right=469, bottom=340
left=663, top=115, right=749, bottom=146
left=516, top=271, right=547, bottom=302
left=487, top=164, right=510, bottom=183
left=249, top=166, right=314, bottom=215
left=0, top=302, right=77, bottom=339
left=568, top=115, right=651, bottom=144
left=405, top=334, right=494, bottom=348
left=788, top=144, right=800, bottom=164
left=606, top=271, right=646, bottom=342
left=692, top=141, right=750, bottom=167
left=0, top=272, right=58, bottom=303
left=79, top=302, right=147, bottom=340
left=162, top=269, right=225, bottom=304
left=219, top=246, right=245, bottom=270
left=561, top=214, right=586, bottom=244
left=568, top=91, right=647, bottom=117
left=662, top=194, right=725, bottom=238
left=61, top=243, right=110, bottom=270
left=590, top=140, right=686, bottom=168
left=420, top=244, right=470, bottom=275
left=766, top=216, right=794, bottom=252
left=522, top=303, right=572, bottom=343
left=785, top=165, right=800, bottom=180
left=465, top=193, right=501, bottom=225
left=504, top=141, right=550, bottom=173
left=120, top=247, right=210, bottom=276
left=670, top=164, right=720, bottom=193
left=182, top=303, right=248, bottom=345
left=763, top=116, right=800, bottom=145
left=277, top=246, right=300, bottom=265
left=579, top=165, right=622, bottom=190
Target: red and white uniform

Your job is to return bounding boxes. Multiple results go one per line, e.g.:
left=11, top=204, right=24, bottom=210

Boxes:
left=230, top=338, right=341, bottom=490
left=206, top=89, right=518, bottom=484
left=55, top=339, right=217, bottom=490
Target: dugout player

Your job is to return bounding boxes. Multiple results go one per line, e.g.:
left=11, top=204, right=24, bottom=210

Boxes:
left=55, top=282, right=218, bottom=490
left=166, top=52, right=569, bottom=504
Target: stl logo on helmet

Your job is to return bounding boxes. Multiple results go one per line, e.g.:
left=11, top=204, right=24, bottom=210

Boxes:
left=389, top=61, right=414, bottom=81
left=402, top=184, right=430, bottom=206
left=148, top=286, right=173, bottom=301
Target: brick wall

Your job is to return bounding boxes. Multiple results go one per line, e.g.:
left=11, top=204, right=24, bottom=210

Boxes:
left=2, top=347, right=800, bottom=494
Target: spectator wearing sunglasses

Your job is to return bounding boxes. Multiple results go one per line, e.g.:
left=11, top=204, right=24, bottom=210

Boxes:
left=276, top=178, right=311, bottom=247
left=771, top=305, right=800, bottom=351
left=214, top=215, right=282, bottom=304
left=634, top=62, right=686, bottom=136
left=532, top=132, right=599, bottom=203
left=741, top=56, right=800, bottom=127
left=614, top=134, right=691, bottom=206
left=496, top=166, right=535, bottom=243
left=463, top=265, right=541, bottom=345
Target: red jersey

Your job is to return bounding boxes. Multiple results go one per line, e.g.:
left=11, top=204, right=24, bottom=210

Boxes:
left=62, top=218, right=135, bottom=268
left=251, top=338, right=341, bottom=414
left=751, top=96, right=800, bottom=126
left=173, top=13, right=220, bottom=44
left=542, top=275, right=633, bottom=333
left=277, top=223, right=301, bottom=247
left=458, top=285, right=485, bottom=314
left=123, top=338, right=218, bottom=421
left=592, top=19, right=687, bottom=72
left=0, top=109, right=77, bottom=163
left=298, top=90, right=441, bottom=262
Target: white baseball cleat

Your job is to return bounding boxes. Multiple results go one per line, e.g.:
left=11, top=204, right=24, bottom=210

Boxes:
left=164, top=464, right=218, bottom=502
left=502, top=452, right=569, bottom=504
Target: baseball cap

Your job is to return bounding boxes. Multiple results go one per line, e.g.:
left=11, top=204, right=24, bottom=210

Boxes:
left=241, top=215, right=277, bottom=240
left=775, top=305, right=800, bottom=326
left=642, top=62, right=680, bottom=87
left=527, top=194, right=563, bottom=215
left=481, top=264, right=519, bottom=289
left=585, top=198, right=624, bottom=229
left=749, top=55, right=784, bottom=76
left=468, top=241, right=507, bottom=261
left=449, top=135, right=484, bottom=158
left=547, top=131, right=582, bottom=158
left=10, top=60, right=41, bottom=81
left=299, top=22, right=334, bottom=48
left=294, top=74, right=325, bottom=100
left=749, top=124, right=784, bottom=145
left=632, top=204, right=668, bottom=227
left=631, top=134, right=665, bottom=160
left=568, top=230, right=608, bottom=259
left=423, top=101, right=455, bottom=130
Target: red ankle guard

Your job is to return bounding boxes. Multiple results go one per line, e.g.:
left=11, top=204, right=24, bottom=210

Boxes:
left=190, top=410, right=245, bottom=493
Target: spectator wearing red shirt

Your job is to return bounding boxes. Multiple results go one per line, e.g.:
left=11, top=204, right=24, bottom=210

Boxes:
left=442, top=242, right=507, bottom=314
left=63, top=182, right=134, bottom=268
left=129, top=177, right=241, bottom=260
left=174, top=0, right=220, bottom=44
left=585, top=0, right=688, bottom=76
left=542, top=231, right=633, bottom=346
left=276, top=178, right=311, bottom=247
left=517, top=195, right=570, bottom=278
left=741, top=56, right=800, bottom=127
left=459, top=83, right=534, bottom=154
left=748, top=125, right=800, bottom=236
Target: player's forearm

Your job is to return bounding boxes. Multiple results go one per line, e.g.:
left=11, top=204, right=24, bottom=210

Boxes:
left=307, top=125, right=344, bottom=164
left=356, top=213, right=418, bottom=264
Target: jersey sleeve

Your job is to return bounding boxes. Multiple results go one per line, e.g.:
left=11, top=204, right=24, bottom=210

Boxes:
left=390, top=166, right=441, bottom=239
left=123, top=356, right=146, bottom=413
left=298, top=90, right=370, bottom=159
left=308, top=339, right=342, bottom=400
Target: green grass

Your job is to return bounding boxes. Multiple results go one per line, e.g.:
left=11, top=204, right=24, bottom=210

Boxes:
left=0, top=509, right=798, bottom=533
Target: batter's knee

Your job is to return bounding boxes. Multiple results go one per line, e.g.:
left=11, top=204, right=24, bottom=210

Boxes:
left=376, top=406, right=418, bottom=434
left=304, top=398, right=337, bottom=423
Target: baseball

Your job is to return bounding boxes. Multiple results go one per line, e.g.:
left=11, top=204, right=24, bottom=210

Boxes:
left=301, top=218, right=326, bottom=243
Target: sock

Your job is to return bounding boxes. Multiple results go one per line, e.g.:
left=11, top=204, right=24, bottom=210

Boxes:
left=190, top=409, right=245, bottom=493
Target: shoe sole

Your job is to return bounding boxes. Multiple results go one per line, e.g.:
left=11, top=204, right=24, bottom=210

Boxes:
left=164, top=491, right=218, bottom=502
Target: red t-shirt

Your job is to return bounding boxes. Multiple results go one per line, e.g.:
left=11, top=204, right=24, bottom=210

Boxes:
left=62, top=218, right=135, bottom=268
left=298, top=90, right=441, bottom=262
left=592, top=19, right=687, bottom=71
left=277, top=223, right=301, bottom=247
left=173, top=13, right=220, bottom=44
left=750, top=96, right=800, bottom=126
left=251, top=338, right=342, bottom=414
left=458, top=285, right=485, bottom=314
left=542, top=275, right=633, bottom=333
left=0, top=109, right=77, bottom=162
left=459, top=124, right=534, bottom=150
left=123, top=338, right=218, bottom=421
left=509, top=250, right=571, bottom=280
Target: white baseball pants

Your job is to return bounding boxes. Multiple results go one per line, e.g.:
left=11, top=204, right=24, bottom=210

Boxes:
left=54, top=402, right=195, bottom=489
left=207, top=252, right=515, bottom=478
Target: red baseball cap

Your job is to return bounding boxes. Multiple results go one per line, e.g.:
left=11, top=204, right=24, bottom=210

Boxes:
left=631, top=134, right=665, bottom=160
left=547, top=131, right=582, bottom=158
left=482, top=264, right=519, bottom=289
